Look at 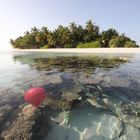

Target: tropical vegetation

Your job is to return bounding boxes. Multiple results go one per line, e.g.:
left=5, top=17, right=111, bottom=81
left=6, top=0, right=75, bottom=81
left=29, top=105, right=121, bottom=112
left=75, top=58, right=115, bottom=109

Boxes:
left=10, top=20, right=139, bottom=49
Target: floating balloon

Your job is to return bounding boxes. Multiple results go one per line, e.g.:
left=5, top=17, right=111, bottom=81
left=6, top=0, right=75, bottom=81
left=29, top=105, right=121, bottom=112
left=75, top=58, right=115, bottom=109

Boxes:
left=24, top=87, right=47, bottom=107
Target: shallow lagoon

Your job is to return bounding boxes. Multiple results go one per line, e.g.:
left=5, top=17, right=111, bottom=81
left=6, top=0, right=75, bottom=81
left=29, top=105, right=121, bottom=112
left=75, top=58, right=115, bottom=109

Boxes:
left=0, top=51, right=140, bottom=140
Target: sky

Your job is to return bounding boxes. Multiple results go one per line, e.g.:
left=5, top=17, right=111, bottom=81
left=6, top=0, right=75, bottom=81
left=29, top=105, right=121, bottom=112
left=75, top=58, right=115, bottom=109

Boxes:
left=0, top=0, right=140, bottom=50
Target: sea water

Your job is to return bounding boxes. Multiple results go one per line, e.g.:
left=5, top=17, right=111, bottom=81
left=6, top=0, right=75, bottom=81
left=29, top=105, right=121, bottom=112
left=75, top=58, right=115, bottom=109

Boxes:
left=0, top=51, right=140, bottom=140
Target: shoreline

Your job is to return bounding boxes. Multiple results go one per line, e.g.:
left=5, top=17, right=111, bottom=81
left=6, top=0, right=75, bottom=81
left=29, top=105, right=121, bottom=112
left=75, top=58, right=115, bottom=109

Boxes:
left=13, top=48, right=140, bottom=53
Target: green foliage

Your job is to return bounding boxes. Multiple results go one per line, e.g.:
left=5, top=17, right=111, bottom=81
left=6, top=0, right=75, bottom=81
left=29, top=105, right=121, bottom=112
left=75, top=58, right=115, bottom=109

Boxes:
left=109, top=36, right=138, bottom=48
left=84, top=20, right=100, bottom=42
left=101, top=28, right=118, bottom=47
left=124, top=41, right=138, bottom=48
left=77, top=41, right=101, bottom=48
left=10, top=20, right=139, bottom=49
left=20, top=34, right=36, bottom=49
left=63, top=44, right=73, bottom=48
left=109, top=38, right=120, bottom=48
left=47, top=32, right=58, bottom=48
left=68, top=23, right=85, bottom=47
left=10, top=37, right=22, bottom=48
left=55, top=26, right=70, bottom=47
left=41, top=44, right=50, bottom=49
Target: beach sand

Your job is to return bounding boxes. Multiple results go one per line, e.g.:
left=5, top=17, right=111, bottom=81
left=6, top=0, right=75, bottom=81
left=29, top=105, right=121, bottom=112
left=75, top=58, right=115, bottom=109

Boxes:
left=13, top=48, right=140, bottom=53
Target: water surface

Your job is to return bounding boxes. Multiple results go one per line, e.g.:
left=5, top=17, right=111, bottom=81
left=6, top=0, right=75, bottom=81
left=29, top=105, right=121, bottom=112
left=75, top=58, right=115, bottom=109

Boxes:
left=0, top=51, right=140, bottom=140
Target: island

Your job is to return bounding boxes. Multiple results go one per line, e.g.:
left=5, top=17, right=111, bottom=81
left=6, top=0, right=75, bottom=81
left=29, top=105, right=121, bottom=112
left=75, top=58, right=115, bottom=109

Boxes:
left=10, top=20, right=139, bottom=49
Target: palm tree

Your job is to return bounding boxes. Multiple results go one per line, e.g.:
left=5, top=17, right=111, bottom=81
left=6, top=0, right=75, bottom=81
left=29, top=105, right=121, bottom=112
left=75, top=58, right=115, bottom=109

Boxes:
left=84, top=20, right=100, bottom=42
left=47, top=32, right=57, bottom=48
left=41, top=27, right=49, bottom=38
left=101, top=28, right=118, bottom=47
left=54, top=25, right=70, bottom=47
left=10, top=39, right=16, bottom=48
left=31, top=27, right=39, bottom=35
left=68, top=22, right=79, bottom=47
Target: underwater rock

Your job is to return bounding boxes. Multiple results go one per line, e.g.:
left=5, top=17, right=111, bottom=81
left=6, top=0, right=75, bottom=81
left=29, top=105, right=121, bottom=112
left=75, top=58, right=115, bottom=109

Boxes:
left=118, top=124, right=140, bottom=140
left=41, top=96, right=72, bottom=110
left=0, top=104, right=13, bottom=124
left=45, top=98, right=138, bottom=140
left=129, top=79, right=140, bottom=91
left=60, top=81, right=82, bottom=102
left=119, top=57, right=130, bottom=62
left=93, top=96, right=140, bottom=128
left=43, top=77, right=80, bottom=93
left=104, top=76, right=131, bottom=88
left=100, top=97, right=140, bottom=128
left=2, top=105, right=49, bottom=140
left=62, top=91, right=80, bottom=102
left=116, top=102, right=140, bottom=128
left=57, top=111, right=71, bottom=127
left=45, top=75, right=63, bottom=84
left=85, top=88, right=140, bottom=129
left=86, top=98, right=108, bottom=110
left=21, top=104, right=37, bottom=118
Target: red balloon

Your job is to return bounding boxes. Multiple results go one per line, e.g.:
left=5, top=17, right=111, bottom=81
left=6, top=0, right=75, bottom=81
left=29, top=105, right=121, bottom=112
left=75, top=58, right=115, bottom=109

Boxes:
left=24, top=87, right=47, bottom=107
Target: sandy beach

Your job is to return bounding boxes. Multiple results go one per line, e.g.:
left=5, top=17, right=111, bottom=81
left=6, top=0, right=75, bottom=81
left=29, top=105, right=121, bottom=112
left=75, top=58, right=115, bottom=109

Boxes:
left=13, top=48, right=140, bottom=53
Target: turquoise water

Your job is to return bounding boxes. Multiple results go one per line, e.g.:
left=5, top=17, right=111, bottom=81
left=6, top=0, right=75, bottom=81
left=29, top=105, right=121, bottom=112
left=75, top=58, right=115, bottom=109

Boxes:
left=0, top=51, right=140, bottom=140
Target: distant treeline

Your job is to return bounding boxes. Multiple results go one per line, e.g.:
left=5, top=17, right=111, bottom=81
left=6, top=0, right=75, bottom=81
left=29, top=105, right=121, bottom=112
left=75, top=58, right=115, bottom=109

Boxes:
left=10, top=20, right=139, bottom=49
